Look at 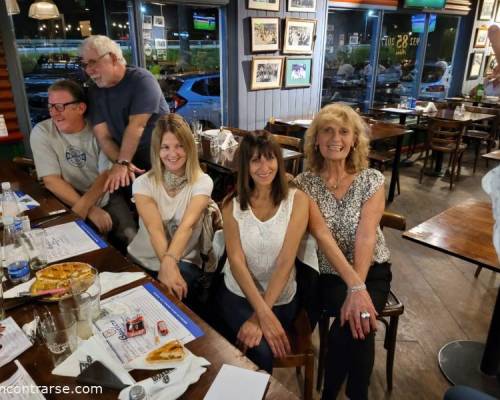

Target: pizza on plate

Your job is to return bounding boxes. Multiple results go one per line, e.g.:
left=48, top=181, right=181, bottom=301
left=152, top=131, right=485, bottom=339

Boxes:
left=146, top=340, right=186, bottom=364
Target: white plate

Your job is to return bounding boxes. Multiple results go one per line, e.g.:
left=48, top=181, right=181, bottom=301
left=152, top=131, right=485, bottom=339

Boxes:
left=291, top=119, right=312, bottom=126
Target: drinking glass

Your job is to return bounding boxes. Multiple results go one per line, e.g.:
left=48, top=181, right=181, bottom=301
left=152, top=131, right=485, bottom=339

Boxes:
left=39, top=309, right=77, bottom=366
left=26, top=228, right=48, bottom=270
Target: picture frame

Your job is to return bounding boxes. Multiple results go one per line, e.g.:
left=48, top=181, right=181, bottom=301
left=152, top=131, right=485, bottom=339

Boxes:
left=484, top=54, right=498, bottom=76
left=284, top=57, right=312, bottom=88
left=474, top=26, right=489, bottom=48
left=349, top=33, right=359, bottom=45
left=496, top=2, right=500, bottom=22
left=251, top=17, right=280, bottom=52
left=288, top=0, right=316, bottom=13
left=467, top=52, right=484, bottom=80
left=143, top=15, right=152, bottom=30
left=248, top=0, right=280, bottom=12
left=154, top=38, right=167, bottom=50
left=251, top=57, right=284, bottom=90
left=153, top=15, right=165, bottom=27
left=479, top=0, right=496, bottom=21
left=283, top=18, right=317, bottom=54
left=142, top=30, right=152, bottom=40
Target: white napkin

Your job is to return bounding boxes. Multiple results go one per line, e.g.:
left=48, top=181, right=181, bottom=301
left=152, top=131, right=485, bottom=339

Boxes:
left=126, top=346, right=209, bottom=370
left=99, top=272, right=146, bottom=295
left=297, top=233, right=319, bottom=272
left=119, top=354, right=209, bottom=400
left=3, top=278, right=36, bottom=299
left=425, top=102, right=438, bottom=112
left=52, top=335, right=135, bottom=385
left=220, top=131, right=238, bottom=150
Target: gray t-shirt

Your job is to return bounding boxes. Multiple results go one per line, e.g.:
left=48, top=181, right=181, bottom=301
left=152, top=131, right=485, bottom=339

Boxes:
left=30, top=118, right=111, bottom=206
left=88, top=66, right=169, bottom=148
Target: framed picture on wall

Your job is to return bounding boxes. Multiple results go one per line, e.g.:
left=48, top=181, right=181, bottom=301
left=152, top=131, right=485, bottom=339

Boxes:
left=248, top=0, right=280, bottom=12
left=251, top=17, right=280, bottom=52
left=474, top=26, right=489, bottom=48
left=496, top=2, right=500, bottom=22
left=468, top=52, right=484, bottom=80
left=283, top=18, right=317, bottom=54
left=143, top=15, right=152, bottom=30
left=251, top=57, right=284, bottom=90
left=284, top=57, right=312, bottom=87
left=154, top=38, right=167, bottom=50
left=288, top=0, right=316, bottom=12
left=484, top=54, right=498, bottom=76
left=153, top=15, right=165, bottom=27
left=479, top=0, right=496, bottom=21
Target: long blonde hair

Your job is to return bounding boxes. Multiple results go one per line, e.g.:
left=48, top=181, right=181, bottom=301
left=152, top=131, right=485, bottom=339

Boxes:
left=149, top=113, right=202, bottom=184
left=304, top=103, right=370, bottom=173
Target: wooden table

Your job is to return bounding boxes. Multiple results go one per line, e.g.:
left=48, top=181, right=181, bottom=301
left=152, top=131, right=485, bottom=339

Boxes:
left=482, top=149, right=500, bottom=162
left=403, top=199, right=500, bottom=397
left=0, top=160, right=67, bottom=222
left=0, top=166, right=298, bottom=400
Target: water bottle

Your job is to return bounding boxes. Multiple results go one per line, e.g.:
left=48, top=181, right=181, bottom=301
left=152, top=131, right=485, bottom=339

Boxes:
left=2, top=216, right=30, bottom=284
left=1, top=182, right=18, bottom=223
left=0, top=269, right=4, bottom=321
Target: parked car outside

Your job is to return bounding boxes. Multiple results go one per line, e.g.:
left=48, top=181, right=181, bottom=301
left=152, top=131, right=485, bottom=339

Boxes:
left=397, top=62, right=452, bottom=100
left=160, top=72, right=221, bottom=128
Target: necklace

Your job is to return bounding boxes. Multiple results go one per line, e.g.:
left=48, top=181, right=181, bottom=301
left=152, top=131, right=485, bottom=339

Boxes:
left=327, top=172, right=347, bottom=191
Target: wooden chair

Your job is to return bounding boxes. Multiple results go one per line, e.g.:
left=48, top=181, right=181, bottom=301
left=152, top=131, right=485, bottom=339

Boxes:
left=271, top=133, right=303, bottom=176
left=273, top=308, right=315, bottom=400
left=264, top=120, right=306, bottom=140
left=316, top=211, right=406, bottom=393
left=12, top=156, right=37, bottom=179
left=463, top=105, right=499, bottom=173
left=419, top=118, right=467, bottom=190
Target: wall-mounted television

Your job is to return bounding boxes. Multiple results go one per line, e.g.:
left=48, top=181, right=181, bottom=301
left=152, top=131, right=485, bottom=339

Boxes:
left=404, top=0, right=446, bottom=8
left=411, top=14, right=436, bottom=33
left=193, top=12, right=216, bottom=31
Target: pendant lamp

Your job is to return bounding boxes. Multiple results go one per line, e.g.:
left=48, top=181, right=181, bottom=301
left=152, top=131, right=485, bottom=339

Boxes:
left=29, top=0, right=60, bottom=20
left=6, top=0, right=20, bottom=15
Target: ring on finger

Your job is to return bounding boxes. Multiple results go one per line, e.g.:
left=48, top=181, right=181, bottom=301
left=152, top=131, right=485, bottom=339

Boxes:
left=360, top=311, right=371, bottom=319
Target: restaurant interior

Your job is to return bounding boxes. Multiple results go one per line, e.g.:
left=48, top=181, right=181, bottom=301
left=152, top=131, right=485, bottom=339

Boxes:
left=0, top=0, right=499, bottom=399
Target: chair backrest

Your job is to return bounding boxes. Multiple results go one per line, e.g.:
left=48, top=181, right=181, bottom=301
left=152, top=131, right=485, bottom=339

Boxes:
left=265, top=120, right=306, bottom=139
left=225, top=126, right=249, bottom=138
left=380, top=211, right=406, bottom=231
left=427, top=118, right=466, bottom=152
left=271, top=133, right=303, bottom=176
left=464, top=105, right=500, bottom=139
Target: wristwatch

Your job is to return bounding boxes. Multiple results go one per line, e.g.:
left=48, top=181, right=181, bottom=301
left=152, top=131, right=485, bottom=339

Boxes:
left=116, top=159, right=130, bottom=167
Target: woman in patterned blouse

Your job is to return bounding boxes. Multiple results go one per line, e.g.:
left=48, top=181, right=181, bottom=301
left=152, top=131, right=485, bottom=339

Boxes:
left=294, top=103, right=391, bottom=400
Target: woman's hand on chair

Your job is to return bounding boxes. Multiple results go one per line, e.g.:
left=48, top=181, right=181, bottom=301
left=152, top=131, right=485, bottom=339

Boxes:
left=158, top=258, right=188, bottom=300
left=340, top=290, right=378, bottom=340
left=257, top=309, right=291, bottom=359
left=236, top=315, right=262, bottom=353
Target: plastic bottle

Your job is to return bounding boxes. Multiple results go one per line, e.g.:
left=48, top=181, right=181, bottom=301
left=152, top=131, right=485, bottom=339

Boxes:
left=1, top=182, right=18, bottom=222
left=2, top=216, right=30, bottom=284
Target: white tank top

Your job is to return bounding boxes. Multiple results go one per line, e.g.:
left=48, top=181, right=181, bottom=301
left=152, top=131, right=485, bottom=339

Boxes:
left=223, top=188, right=297, bottom=305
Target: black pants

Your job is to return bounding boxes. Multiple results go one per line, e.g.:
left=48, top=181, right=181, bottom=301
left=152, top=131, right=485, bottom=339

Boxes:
left=321, top=262, right=392, bottom=400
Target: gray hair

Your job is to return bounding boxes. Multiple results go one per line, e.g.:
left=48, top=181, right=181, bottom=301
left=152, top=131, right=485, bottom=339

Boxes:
left=80, top=35, right=126, bottom=65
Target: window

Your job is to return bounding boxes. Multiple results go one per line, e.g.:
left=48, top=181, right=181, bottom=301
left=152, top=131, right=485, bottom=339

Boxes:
left=141, top=2, right=223, bottom=128
left=207, top=78, right=220, bottom=96
left=12, top=0, right=134, bottom=126
left=322, top=9, right=378, bottom=110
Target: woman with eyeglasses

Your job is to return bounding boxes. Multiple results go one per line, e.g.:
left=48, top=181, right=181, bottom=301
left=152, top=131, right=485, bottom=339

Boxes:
left=128, top=113, right=213, bottom=305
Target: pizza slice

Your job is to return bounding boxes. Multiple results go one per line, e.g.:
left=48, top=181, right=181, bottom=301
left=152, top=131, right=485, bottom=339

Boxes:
left=146, top=340, right=186, bottom=364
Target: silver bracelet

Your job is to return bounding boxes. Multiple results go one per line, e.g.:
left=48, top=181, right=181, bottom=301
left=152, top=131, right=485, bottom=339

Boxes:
left=162, top=252, right=179, bottom=264
left=347, top=283, right=366, bottom=294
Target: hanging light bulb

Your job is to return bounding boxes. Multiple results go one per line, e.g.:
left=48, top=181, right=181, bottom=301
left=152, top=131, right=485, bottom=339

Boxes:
left=29, top=0, right=60, bottom=20
left=6, top=0, right=20, bottom=15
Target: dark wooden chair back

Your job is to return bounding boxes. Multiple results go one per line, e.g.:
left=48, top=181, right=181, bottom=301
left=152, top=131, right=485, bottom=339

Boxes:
left=271, top=133, right=303, bottom=176
left=427, top=118, right=466, bottom=154
left=264, top=120, right=306, bottom=140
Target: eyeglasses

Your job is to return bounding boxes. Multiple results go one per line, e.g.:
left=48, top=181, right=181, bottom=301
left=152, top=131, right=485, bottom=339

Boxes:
left=47, top=101, right=80, bottom=112
left=80, top=52, right=110, bottom=70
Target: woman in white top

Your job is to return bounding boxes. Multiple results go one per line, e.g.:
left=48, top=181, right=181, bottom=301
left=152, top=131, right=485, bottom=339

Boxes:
left=218, top=131, right=309, bottom=372
left=128, top=114, right=213, bottom=302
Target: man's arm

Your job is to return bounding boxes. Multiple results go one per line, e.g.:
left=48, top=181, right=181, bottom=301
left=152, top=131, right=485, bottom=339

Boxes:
left=103, top=114, right=150, bottom=192
left=93, top=122, right=120, bottom=162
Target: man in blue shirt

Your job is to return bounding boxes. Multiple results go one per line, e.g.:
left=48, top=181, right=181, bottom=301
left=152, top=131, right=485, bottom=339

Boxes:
left=79, top=35, right=169, bottom=193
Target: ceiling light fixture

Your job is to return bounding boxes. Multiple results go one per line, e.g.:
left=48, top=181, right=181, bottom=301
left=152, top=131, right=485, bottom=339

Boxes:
left=29, top=0, right=60, bottom=20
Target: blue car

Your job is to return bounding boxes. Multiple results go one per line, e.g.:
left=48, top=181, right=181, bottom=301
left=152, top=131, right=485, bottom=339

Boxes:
left=160, top=72, right=221, bottom=128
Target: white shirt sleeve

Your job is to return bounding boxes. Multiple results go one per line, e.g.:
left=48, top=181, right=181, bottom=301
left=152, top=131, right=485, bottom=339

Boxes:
left=192, top=173, right=214, bottom=197
left=132, top=173, right=155, bottom=197
left=29, top=121, right=62, bottom=180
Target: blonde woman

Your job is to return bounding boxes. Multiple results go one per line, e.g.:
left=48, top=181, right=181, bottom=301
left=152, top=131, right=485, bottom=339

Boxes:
left=294, top=103, right=391, bottom=400
left=128, top=114, right=213, bottom=302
